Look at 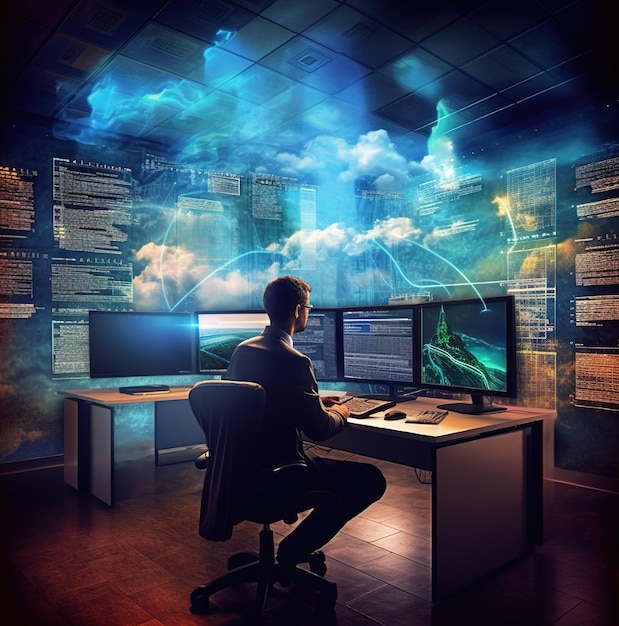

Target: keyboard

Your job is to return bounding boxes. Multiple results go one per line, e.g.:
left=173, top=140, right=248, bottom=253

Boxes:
left=339, top=396, right=396, bottom=418
left=404, top=410, right=448, bottom=424
left=119, top=384, right=171, bottom=395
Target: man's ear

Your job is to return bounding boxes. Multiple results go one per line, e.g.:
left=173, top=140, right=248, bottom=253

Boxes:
left=294, top=304, right=300, bottom=319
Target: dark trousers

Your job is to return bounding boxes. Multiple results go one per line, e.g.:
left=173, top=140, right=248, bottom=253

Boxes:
left=275, top=456, right=386, bottom=564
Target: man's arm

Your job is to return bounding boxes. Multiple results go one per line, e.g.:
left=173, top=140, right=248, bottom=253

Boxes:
left=292, top=357, right=348, bottom=441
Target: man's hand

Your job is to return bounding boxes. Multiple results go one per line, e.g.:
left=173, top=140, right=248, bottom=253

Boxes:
left=327, top=402, right=349, bottom=423
left=321, top=395, right=343, bottom=407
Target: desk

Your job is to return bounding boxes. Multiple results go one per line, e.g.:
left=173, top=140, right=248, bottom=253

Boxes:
left=60, top=386, right=203, bottom=507
left=60, top=388, right=554, bottom=602
left=330, top=397, right=554, bottom=601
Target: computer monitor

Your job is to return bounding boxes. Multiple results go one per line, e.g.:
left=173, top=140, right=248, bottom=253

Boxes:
left=88, top=311, right=195, bottom=378
left=341, top=305, right=416, bottom=386
left=197, top=308, right=340, bottom=381
left=417, top=295, right=517, bottom=414
left=293, top=308, right=340, bottom=381
left=196, top=310, right=269, bottom=373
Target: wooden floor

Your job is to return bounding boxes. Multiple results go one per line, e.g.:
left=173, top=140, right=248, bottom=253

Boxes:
left=1, top=444, right=617, bottom=625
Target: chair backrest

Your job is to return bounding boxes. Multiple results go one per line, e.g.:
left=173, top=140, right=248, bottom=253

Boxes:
left=188, top=380, right=267, bottom=541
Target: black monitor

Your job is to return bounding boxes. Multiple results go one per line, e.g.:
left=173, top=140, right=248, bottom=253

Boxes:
left=293, top=308, right=340, bottom=381
left=88, top=311, right=195, bottom=378
left=417, top=295, right=517, bottom=414
left=196, top=310, right=269, bottom=373
left=196, top=308, right=340, bottom=381
left=341, top=305, right=416, bottom=386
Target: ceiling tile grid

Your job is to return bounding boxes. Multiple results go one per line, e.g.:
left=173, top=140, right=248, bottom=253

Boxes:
left=0, top=0, right=616, bottom=153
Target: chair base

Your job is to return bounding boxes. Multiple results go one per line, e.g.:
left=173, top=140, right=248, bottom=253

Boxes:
left=190, top=527, right=337, bottom=619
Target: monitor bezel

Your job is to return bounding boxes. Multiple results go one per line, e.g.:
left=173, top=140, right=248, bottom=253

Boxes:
left=292, top=307, right=341, bottom=382
left=88, top=310, right=196, bottom=379
left=340, top=304, right=417, bottom=386
left=195, top=307, right=342, bottom=381
left=195, top=309, right=270, bottom=374
left=415, top=294, right=518, bottom=400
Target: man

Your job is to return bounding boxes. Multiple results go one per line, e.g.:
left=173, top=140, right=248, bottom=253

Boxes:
left=224, top=275, right=386, bottom=571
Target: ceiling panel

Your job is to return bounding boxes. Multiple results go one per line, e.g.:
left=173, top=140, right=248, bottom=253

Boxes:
left=336, top=72, right=410, bottom=110
left=121, top=22, right=210, bottom=77
left=462, top=45, right=541, bottom=92
left=378, top=48, right=452, bottom=93
left=421, top=17, right=501, bottom=67
left=0, top=0, right=616, bottom=155
left=218, top=15, right=295, bottom=60
left=348, top=0, right=469, bottom=43
left=303, top=5, right=412, bottom=68
left=259, top=35, right=371, bottom=94
left=469, top=0, right=546, bottom=41
left=155, top=0, right=256, bottom=44
left=509, top=19, right=586, bottom=69
left=376, top=92, right=438, bottom=135
left=261, top=0, right=339, bottom=32
left=57, top=1, right=147, bottom=49
left=260, top=80, right=327, bottom=116
left=416, top=70, right=496, bottom=113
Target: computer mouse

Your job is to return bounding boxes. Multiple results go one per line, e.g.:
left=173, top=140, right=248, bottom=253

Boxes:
left=384, top=409, right=407, bottom=421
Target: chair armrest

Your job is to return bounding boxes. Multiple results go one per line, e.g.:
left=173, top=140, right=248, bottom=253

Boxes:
left=262, top=461, right=308, bottom=492
left=195, top=451, right=209, bottom=470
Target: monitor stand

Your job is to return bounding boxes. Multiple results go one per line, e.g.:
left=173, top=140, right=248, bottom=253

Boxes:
left=437, top=392, right=507, bottom=415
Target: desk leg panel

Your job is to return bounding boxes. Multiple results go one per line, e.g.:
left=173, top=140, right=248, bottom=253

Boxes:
left=526, top=421, right=544, bottom=544
left=433, top=430, right=526, bottom=601
left=63, top=398, right=92, bottom=491
left=90, top=404, right=114, bottom=507
left=63, top=399, right=79, bottom=490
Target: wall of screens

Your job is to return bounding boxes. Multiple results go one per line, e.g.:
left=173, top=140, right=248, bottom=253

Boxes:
left=190, top=298, right=517, bottom=405
left=87, top=296, right=517, bottom=413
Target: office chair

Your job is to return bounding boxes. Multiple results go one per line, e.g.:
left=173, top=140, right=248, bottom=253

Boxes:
left=187, top=380, right=338, bottom=620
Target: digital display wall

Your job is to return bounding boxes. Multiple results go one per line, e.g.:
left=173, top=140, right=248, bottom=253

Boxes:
left=0, top=101, right=617, bottom=480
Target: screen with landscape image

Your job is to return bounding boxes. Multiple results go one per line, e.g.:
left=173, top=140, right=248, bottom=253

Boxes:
left=420, top=297, right=513, bottom=395
left=197, top=311, right=269, bottom=373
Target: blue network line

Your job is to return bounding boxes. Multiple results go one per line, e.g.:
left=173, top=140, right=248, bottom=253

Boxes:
left=159, top=207, right=178, bottom=311
left=159, top=193, right=284, bottom=310
left=495, top=196, right=518, bottom=252
left=158, top=208, right=489, bottom=312
left=371, top=238, right=487, bottom=307
left=168, top=249, right=282, bottom=312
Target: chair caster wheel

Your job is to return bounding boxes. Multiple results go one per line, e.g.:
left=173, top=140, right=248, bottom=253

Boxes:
left=190, top=586, right=210, bottom=614
left=308, top=551, right=327, bottom=577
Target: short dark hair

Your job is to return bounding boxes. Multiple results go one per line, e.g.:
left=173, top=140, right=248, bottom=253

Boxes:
left=263, top=276, right=311, bottom=324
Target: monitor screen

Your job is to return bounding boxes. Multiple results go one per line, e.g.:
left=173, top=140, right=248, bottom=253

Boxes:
left=418, top=295, right=517, bottom=413
left=341, top=306, right=415, bottom=384
left=294, top=308, right=340, bottom=381
left=196, top=311, right=268, bottom=373
left=89, top=311, right=195, bottom=378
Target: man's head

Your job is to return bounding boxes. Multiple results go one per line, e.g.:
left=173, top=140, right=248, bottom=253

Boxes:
left=263, top=275, right=312, bottom=332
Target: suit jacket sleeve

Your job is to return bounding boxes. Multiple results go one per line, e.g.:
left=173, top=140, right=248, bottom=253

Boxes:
left=289, top=355, right=345, bottom=441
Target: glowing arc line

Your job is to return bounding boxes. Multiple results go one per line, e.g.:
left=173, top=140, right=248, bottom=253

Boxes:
left=372, top=239, right=486, bottom=307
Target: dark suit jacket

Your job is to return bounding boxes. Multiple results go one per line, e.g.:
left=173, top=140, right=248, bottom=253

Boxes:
left=223, top=325, right=345, bottom=469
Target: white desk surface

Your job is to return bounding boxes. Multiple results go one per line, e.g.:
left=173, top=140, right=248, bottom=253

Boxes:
left=59, top=386, right=194, bottom=405
left=60, top=387, right=554, bottom=443
left=345, top=396, right=554, bottom=443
